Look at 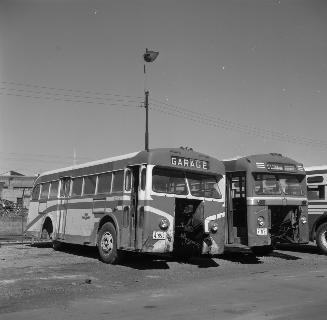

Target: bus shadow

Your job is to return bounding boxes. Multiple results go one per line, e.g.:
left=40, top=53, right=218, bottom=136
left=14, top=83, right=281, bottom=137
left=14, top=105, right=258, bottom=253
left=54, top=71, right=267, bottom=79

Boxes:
left=276, top=243, right=324, bottom=255
left=119, top=252, right=219, bottom=269
left=267, top=251, right=301, bottom=260
left=218, top=252, right=262, bottom=264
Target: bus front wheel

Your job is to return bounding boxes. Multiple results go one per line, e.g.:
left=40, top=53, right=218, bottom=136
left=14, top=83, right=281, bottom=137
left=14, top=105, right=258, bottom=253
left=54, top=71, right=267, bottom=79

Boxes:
left=97, top=222, right=119, bottom=264
left=316, top=222, right=327, bottom=255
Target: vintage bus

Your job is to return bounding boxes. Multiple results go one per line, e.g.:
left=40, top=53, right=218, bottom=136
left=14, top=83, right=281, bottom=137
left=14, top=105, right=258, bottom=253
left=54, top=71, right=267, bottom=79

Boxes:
left=306, top=166, right=327, bottom=254
left=224, top=153, right=308, bottom=255
left=25, top=148, right=225, bottom=263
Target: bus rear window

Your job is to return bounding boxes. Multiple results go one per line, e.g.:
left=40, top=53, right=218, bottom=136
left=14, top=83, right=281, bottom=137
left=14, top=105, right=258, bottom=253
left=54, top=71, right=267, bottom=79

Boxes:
left=152, top=167, right=187, bottom=195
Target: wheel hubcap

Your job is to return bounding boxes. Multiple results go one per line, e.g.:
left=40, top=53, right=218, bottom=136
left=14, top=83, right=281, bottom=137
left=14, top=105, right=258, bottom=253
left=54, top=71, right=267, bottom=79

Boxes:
left=101, top=232, right=113, bottom=254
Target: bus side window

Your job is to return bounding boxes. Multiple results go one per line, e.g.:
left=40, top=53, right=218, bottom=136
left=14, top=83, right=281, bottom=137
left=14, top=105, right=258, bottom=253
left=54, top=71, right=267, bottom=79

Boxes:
left=71, top=177, right=83, bottom=197
left=40, top=183, right=50, bottom=200
left=308, top=185, right=325, bottom=200
left=125, top=169, right=132, bottom=192
left=83, top=175, right=97, bottom=195
left=112, top=170, right=124, bottom=193
left=140, top=168, right=146, bottom=190
left=49, top=181, right=59, bottom=199
left=32, top=184, right=41, bottom=201
left=97, top=172, right=112, bottom=194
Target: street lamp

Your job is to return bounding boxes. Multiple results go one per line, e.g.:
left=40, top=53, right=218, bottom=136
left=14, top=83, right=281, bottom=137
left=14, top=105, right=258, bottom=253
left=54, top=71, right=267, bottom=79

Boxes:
left=143, top=48, right=159, bottom=151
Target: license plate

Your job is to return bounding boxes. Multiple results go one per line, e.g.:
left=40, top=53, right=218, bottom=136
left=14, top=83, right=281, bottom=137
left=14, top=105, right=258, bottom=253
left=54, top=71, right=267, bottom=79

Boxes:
left=152, top=231, right=166, bottom=240
left=257, top=228, right=268, bottom=235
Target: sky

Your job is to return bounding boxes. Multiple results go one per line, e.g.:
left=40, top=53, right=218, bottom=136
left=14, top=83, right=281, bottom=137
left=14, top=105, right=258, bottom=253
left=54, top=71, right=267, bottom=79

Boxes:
left=0, top=0, right=327, bottom=176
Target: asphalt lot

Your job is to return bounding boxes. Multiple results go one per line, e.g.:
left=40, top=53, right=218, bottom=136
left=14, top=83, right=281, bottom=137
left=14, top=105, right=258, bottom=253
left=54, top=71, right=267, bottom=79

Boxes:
left=0, top=242, right=327, bottom=320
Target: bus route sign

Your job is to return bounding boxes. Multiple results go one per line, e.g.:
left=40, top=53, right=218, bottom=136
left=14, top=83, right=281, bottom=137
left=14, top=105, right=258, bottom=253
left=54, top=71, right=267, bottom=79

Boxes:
left=171, top=156, right=209, bottom=170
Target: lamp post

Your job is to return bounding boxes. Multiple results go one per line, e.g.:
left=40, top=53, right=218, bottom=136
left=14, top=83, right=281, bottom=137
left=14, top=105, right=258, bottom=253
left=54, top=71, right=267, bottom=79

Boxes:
left=143, top=48, right=159, bottom=151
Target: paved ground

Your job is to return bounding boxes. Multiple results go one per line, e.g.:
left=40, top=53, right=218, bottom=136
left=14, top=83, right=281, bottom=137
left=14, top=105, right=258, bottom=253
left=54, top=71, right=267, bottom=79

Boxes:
left=0, top=242, right=326, bottom=319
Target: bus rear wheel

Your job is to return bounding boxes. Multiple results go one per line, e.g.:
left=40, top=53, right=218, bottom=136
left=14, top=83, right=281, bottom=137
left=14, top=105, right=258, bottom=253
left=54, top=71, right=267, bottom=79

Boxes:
left=97, top=222, right=119, bottom=264
left=316, top=222, right=327, bottom=255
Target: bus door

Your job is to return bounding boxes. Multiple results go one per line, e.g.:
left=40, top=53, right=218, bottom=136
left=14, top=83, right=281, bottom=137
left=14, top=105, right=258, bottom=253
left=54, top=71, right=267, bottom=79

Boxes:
left=226, top=172, right=248, bottom=245
left=120, top=166, right=140, bottom=249
left=57, top=177, right=71, bottom=240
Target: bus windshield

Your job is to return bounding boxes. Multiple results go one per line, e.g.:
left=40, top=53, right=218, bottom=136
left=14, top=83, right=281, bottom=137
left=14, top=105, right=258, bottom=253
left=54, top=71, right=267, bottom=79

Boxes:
left=253, top=173, right=304, bottom=196
left=152, top=167, right=222, bottom=199
left=187, top=173, right=221, bottom=199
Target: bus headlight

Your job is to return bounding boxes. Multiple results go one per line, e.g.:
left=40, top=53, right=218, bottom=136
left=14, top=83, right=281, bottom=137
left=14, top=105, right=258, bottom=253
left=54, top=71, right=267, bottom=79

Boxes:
left=300, top=216, right=307, bottom=224
left=159, top=218, right=170, bottom=230
left=209, top=221, right=219, bottom=233
left=257, top=216, right=265, bottom=227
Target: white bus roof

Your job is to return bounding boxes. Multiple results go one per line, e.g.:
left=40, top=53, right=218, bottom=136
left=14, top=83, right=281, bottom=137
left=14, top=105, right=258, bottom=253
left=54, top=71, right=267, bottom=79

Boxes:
left=305, top=165, right=327, bottom=173
left=40, top=151, right=139, bottom=177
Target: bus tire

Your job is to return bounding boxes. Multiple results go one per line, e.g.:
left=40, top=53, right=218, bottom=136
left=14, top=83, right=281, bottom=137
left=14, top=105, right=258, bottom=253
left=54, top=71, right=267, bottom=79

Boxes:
left=252, top=245, right=273, bottom=256
left=316, top=222, right=327, bottom=255
left=97, top=222, right=119, bottom=264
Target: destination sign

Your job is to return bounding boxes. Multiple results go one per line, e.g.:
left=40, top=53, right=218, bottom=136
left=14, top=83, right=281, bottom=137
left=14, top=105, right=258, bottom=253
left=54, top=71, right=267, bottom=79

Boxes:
left=171, top=156, right=209, bottom=170
left=266, top=163, right=296, bottom=172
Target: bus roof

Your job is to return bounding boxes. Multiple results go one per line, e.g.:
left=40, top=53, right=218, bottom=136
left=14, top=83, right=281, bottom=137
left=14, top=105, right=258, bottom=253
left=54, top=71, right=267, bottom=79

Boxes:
left=305, top=165, right=327, bottom=175
left=35, top=148, right=225, bottom=184
left=224, top=153, right=305, bottom=174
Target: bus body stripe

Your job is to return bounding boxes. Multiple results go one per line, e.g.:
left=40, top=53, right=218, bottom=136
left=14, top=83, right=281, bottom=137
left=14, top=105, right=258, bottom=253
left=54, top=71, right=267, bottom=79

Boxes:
left=144, top=206, right=174, bottom=225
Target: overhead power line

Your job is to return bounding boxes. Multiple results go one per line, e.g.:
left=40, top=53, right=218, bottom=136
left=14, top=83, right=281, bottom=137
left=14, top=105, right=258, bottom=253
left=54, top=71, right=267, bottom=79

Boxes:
left=0, top=81, right=143, bottom=100
left=150, top=98, right=327, bottom=149
left=0, top=91, right=142, bottom=108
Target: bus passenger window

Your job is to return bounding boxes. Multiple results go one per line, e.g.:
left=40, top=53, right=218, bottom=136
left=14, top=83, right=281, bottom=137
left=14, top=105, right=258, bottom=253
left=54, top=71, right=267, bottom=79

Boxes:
left=97, top=172, right=112, bottom=194
left=32, top=184, right=40, bottom=201
left=49, top=181, right=59, bottom=198
left=140, top=168, right=146, bottom=190
left=84, top=175, right=97, bottom=195
left=125, top=170, right=132, bottom=192
left=71, top=177, right=83, bottom=196
left=112, top=171, right=124, bottom=193
left=40, top=183, right=50, bottom=200
left=308, top=186, right=325, bottom=200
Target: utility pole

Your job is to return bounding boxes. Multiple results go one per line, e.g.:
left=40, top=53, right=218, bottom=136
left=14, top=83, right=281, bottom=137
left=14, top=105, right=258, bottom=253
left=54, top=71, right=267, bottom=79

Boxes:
left=143, top=48, right=159, bottom=152
left=144, top=90, right=149, bottom=151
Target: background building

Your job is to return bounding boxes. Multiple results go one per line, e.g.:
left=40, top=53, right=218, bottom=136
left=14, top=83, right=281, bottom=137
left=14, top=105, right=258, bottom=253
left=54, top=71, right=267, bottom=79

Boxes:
left=0, top=171, right=36, bottom=209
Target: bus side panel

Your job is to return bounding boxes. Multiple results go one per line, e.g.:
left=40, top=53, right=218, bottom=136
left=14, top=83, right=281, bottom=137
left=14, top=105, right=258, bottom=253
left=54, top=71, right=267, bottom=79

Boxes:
left=62, top=198, right=94, bottom=242
left=247, top=205, right=271, bottom=247
left=298, top=205, right=309, bottom=243
left=25, top=200, right=41, bottom=237
left=203, top=201, right=225, bottom=255
left=142, top=195, right=174, bottom=253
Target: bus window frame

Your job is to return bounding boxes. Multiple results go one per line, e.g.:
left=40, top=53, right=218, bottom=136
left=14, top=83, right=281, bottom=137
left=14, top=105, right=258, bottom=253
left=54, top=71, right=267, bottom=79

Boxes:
left=96, top=171, right=113, bottom=195
left=49, top=180, right=60, bottom=199
left=124, top=168, right=132, bottom=193
left=83, top=174, right=97, bottom=196
left=112, top=170, right=124, bottom=193
left=31, top=184, right=41, bottom=201
left=40, top=182, right=50, bottom=200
